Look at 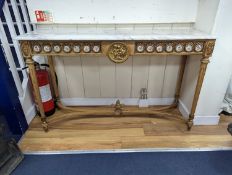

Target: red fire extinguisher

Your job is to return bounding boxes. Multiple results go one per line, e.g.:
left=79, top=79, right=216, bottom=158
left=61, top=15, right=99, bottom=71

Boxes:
left=35, top=63, right=55, bottom=116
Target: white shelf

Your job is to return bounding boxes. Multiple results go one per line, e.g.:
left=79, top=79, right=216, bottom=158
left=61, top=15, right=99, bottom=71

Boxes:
left=15, top=29, right=215, bottom=41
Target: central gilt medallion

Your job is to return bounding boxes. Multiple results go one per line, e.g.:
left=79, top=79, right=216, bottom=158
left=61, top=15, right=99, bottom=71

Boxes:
left=107, top=42, right=129, bottom=63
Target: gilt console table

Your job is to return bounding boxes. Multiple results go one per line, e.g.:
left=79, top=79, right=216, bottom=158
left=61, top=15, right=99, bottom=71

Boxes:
left=16, top=30, right=216, bottom=132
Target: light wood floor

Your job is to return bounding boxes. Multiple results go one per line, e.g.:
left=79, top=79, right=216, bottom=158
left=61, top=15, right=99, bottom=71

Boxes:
left=19, top=107, right=232, bottom=152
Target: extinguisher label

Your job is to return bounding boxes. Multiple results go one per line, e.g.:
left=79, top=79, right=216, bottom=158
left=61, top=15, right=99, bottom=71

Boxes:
left=39, top=84, right=52, bottom=102
left=35, top=10, right=53, bottom=22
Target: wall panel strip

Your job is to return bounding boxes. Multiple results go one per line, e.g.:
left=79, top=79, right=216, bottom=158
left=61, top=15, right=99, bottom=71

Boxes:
left=63, top=56, right=85, bottom=98
left=99, top=57, right=116, bottom=97
left=131, top=56, right=150, bottom=98
left=115, top=57, right=133, bottom=98
left=147, top=56, right=167, bottom=98
left=81, top=56, right=101, bottom=98
left=54, top=57, right=70, bottom=98
left=162, top=56, right=182, bottom=98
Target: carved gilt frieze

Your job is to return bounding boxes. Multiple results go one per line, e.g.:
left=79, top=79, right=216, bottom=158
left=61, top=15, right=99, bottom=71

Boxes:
left=20, top=39, right=216, bottom=61
left=134, top=41, right=207, bottom=54
left=29, top=41, right=102, bottom=55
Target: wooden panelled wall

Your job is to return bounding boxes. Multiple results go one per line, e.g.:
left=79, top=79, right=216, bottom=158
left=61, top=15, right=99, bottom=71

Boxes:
left=54, top=55, right=181, bottom=99
left=35, top=23, right=195, bottom=101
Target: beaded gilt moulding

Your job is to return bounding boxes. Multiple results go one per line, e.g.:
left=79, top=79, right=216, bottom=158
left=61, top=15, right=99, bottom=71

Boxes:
left=20, top=40, right=215, bottom=63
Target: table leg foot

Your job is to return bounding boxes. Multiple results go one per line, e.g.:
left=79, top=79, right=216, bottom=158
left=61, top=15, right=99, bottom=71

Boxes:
left=41, top=120, right=49, bottom=132
left=187, top=119, right=193, bottom=131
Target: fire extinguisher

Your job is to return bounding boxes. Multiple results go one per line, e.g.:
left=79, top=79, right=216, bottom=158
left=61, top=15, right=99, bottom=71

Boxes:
left=33, top=62, right=55, bottom=116
left=23, top=62, right=56, bottom=116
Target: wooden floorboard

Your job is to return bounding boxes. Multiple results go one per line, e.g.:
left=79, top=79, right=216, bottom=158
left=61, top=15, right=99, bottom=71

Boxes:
left=19, top=108, right=232, bottom=152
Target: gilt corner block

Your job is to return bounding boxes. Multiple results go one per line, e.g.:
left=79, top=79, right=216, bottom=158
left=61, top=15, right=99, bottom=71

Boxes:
left=20, top=41, right=32, bottom=58
left=203, top=40, right=216, bottom=58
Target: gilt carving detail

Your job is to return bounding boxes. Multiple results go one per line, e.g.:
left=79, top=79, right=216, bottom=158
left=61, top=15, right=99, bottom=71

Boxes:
left=21, top=42, right=31, bottom=58
left=203, top=40, right=215, bottom=57
left=107, top=42, right=129, bottom=63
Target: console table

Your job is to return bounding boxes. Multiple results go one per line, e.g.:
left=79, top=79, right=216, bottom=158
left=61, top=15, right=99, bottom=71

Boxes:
left=17, top=30, right=216, bottom=132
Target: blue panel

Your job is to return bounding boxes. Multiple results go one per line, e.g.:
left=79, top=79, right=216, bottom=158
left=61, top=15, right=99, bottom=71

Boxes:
left=0, top=43, right=28, bottom=136
left=8, top=4, right=16, bottom=22
left=18, top=70, right=23, bottom=82
left=10, top=46, right=20, bottom=67
left=0, top=9, right=5, bottom=21
left=18, top=5, right=25, bottom=22
left=23, top=23, right=27, bottom=33
left=14, top=24, right=20, bottom=35
left=0, top=0, right=5, bottom=10
left=3, top=24, right=12, bottom=43
left=0, top=0, right=28, bottom=138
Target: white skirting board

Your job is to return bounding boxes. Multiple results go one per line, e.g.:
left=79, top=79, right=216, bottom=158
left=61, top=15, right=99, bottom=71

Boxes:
left=61, top=98, right=175, bottom=106
left=178, top=100, right=189, bottom=119
left=178, top=100, right=220, bottom=125
left=193, top=116, right=220, bottom=125
left=19, top=78, right=37, bottom=124
left=24, top=105, right=36, bottom=124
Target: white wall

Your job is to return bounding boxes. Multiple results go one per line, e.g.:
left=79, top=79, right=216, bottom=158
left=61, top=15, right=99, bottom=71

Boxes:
left=180, top=0, right=232, bottom=125
left=194, top=0, right=220, bottom=33
left=27, top=0, right=198, bottom=24
left=196, top=0, right=232, bottom=116
left=20, top=79, right=36, bottom=124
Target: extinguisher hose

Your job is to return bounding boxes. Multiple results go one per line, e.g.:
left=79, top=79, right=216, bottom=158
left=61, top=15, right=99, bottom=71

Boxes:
left=22, top=62, right=48, bottom=70
left=40, top=64, right=49, bottom=68
left=22, top=66, right=28, bottom=70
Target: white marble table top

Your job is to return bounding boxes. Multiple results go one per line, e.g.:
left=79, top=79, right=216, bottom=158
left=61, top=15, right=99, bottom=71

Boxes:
left=15, top=29, right=216, bottom=41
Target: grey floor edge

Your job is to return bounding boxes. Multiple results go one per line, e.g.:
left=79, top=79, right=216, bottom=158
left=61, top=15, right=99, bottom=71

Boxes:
left=23, top=147, right=232, bottom=155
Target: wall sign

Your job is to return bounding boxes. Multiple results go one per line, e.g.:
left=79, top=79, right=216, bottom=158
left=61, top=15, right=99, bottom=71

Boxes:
left=35, top=10, right=53, bottom=22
